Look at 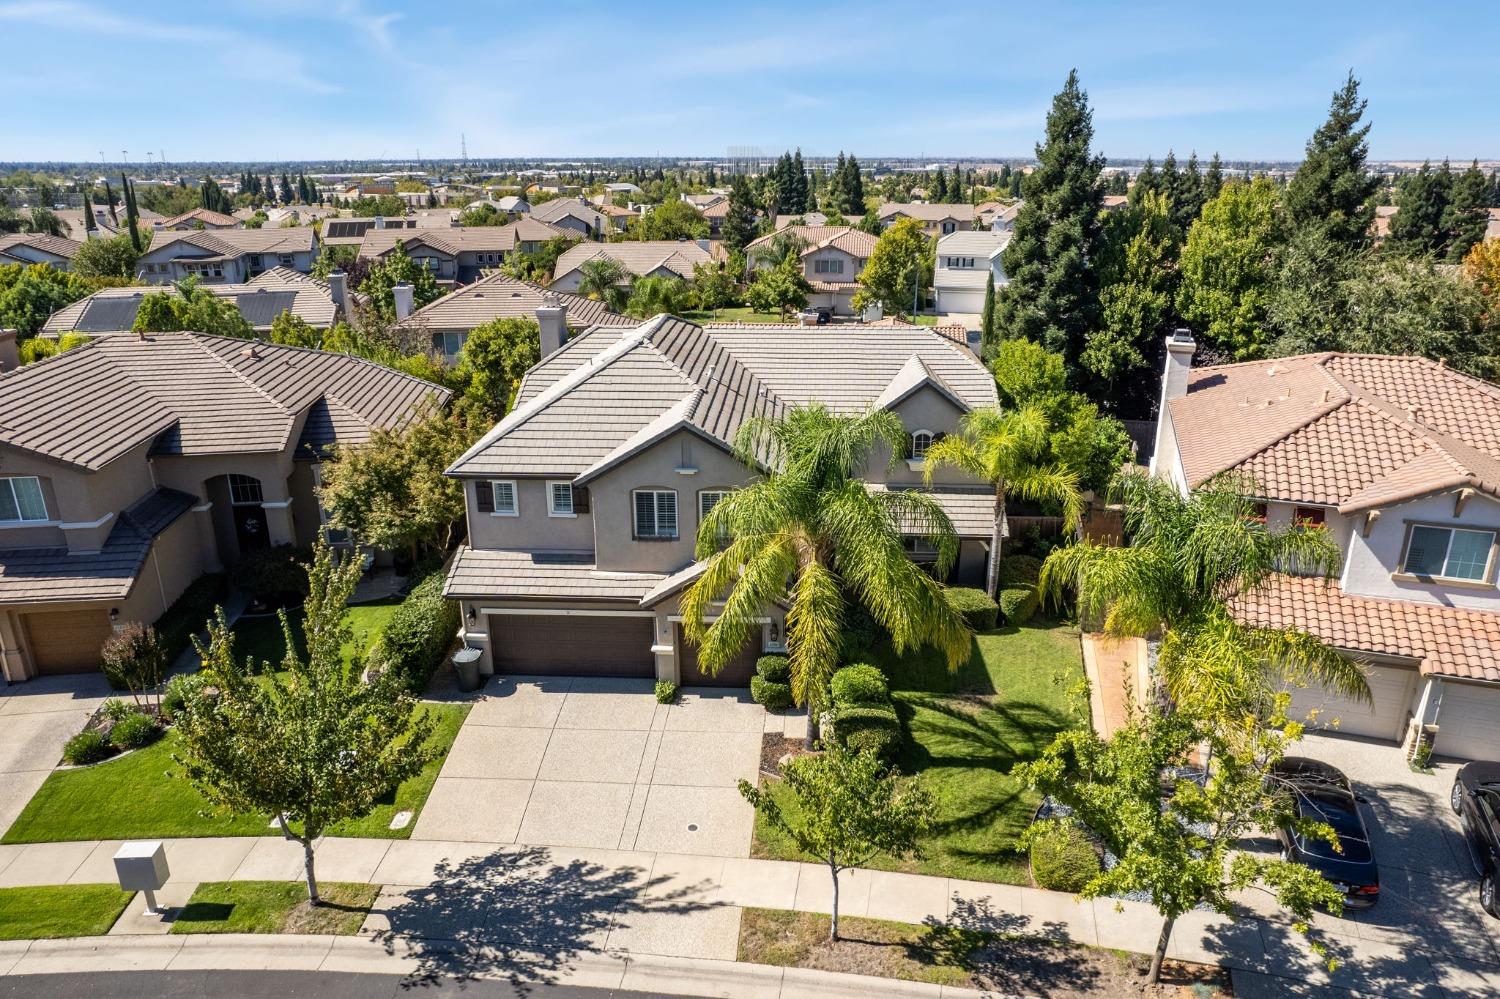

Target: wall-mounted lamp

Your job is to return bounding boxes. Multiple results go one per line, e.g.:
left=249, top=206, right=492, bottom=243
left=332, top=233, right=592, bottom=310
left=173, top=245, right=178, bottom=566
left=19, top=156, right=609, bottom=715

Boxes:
left=768, top=620, right=780, bottom=643
left=108, top=608, right=119, bottom=624
left=466, top=606, right=476, bottom=626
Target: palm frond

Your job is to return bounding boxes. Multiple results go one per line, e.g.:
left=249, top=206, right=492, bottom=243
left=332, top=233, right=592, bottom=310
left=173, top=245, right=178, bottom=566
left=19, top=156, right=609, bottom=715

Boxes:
left=785, top=558, right=844, bottom=710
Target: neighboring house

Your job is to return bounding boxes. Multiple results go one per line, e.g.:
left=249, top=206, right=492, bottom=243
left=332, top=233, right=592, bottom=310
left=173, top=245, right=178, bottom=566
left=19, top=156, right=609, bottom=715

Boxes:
left=975, top=201, right=1021, bottom=231
left=773, top=212, right=829, bottom=230
left=876, top=202, right=976, bottom=236
left=1151, top=333, right=1500, bottom=760
left=701, top=199, right=733, bottom=238
left=530, top=197, right=609, bottom=239
left=401, top=272, right=635, bottom=363
left=682, top=193, right=726, bottom=211
left=0, top=333, right=448, bottom=681
left=1100, top=194, right=1129, bottom=214
left=135, top=228, right=318, bottom=284
left=934, top=230, right=1011, bottom=315
left=442, top=313, right=998, bottom=684
left=602, top=182, right=643, bottom=196
left=550, top=240, right=713, bottom=293
left=357, top=219, right=575, bottom=286
left=0, top=233, right=82, bottom=270
left=156, top=208, right=243, bottom=230
left=40, top=268, right=346, bottom=339
left=744, top=226, right=877, bottom=317
left=1486, top=207, right=1500, bottom=243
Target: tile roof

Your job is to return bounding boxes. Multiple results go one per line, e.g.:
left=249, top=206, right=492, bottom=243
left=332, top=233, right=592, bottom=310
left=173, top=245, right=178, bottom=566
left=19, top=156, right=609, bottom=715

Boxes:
left=0, top=487, right=195, bottom=604
left=144, top=227, right=316, bottom=258
left=453, top=315, right=994, bottom=479
left=551, top=241, right=712, bottom=283
left=443, top=546, right=666, bottom=601
left=1170, top=352, right=1500, bottom=511
left=358, top=219, right=574, bottom=259
left=0, top=233, right=82, bottom=260
left=1232, top=573, right=1500, bottom=683
left=400, top=273, right=634, bottom=333
left=0, top=332, right=448, bottom=470
left=158, top=207, right=241, bottom=228
left=746, top=226, right=877, bottom=259
left=42, top=268, right=339, bottom=337
left=530, top=198, right=608, bottom=229
left=866, top=484, right=995, bottom=537
left=876, top=202, right=976, bottom=222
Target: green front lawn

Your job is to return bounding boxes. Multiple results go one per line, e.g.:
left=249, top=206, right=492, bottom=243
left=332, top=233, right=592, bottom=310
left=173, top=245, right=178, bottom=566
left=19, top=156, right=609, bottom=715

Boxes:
left=172, top=880, right=378, bottom=935
left=679, top=307, right=792, bottom=324
left=752, top=620, right=1085, bottom=885
left=0, top=884, right=133, bottom=940
left=2, top=702, right=469, bottom=844
left=229, top=596, right=401, bottom=669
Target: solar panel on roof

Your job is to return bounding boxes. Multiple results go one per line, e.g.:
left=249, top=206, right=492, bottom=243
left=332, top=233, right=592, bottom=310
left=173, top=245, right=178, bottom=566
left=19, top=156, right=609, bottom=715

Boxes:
left=73, top=295, right=146, bottom=333
left=234, top=290, right=298, bottom=328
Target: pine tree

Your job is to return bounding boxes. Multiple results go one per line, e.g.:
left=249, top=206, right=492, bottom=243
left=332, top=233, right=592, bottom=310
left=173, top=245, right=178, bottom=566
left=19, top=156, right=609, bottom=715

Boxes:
left=1444, top=159, right=1492, bottom=262
left=1203, top=153, right=1224, bottom=202
left=933, top=166, right=948, bottom=201
left=1387, top=161, right=1451, bottom=257
left=280, top=173, right=295, bottom=205
left=1284, top=72, right=1380, bottom=249
left=846, top=155, right=865, bottom=212
left=1130, top=158, right=1159, bottom=208
left=994, top=69, right=1105, bottom=371
left=723, top=174, right=760, bottom=254
left=951, top=167, right=964, bottom=202
left=1159, top=151, right=1181, bottom=222
left=827, top=153, right=849, bottom=216
left=790, top=149, right=809, bottom=214
left=1175, top=152, right=1204, bottom=231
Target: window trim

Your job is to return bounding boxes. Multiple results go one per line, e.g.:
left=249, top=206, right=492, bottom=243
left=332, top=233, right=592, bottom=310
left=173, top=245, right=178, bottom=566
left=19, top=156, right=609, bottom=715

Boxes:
left=227, top=474, right=264, bottom=506
left=489, top=479, right=519, bottom=517
left=547, top=480, right=576, bottom=518
left=1395, top=520, right=1498, bottom=586
left=0, top=476, right=48, bottom=524
left=632, top=488, right=679, bottom=540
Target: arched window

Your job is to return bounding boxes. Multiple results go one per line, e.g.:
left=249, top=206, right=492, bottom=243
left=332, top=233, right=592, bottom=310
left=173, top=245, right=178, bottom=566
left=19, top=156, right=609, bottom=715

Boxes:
left=908, top=431, right=934, bottom=460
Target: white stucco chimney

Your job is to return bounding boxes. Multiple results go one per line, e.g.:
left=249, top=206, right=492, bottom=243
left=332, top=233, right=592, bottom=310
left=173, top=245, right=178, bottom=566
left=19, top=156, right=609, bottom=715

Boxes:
left=1149, top=328, right=1197, bottom=478
left=536, top=294, right=568, bottom=358
left=392, top=281, right=414, bottom=321
left=374, top=215, right=386, bottom=229
left=327, top=270, right=348, bottom=315
left=0, top=329, right=18, bottom=373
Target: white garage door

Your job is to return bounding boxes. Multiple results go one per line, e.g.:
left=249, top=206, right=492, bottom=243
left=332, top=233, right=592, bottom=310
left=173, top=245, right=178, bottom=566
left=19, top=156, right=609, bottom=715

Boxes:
left=1435, top=681, right=1500, bottom=761
left=1284, top=664, right=1417, bottom=742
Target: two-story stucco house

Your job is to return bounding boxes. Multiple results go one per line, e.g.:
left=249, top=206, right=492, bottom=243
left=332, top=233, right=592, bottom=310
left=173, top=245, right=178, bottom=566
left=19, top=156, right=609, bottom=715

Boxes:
left=0, top=333, right=448, bottom=681
left=0, top=233, right=81, bottom=270
left=135, top=228, right=319, bottom=284
left=934, top=230, right=1011, bottom=316
left=359, top=219, right=575, bottom=287
left=1150, top=332, right=1500, bottom=760
left=744, top=226, right=877, bottom=317
left=550, top=241, right=714, bottom=294
left=876, top=203, right=976, bottom=237
left=443, top=311, right=998, bottom=687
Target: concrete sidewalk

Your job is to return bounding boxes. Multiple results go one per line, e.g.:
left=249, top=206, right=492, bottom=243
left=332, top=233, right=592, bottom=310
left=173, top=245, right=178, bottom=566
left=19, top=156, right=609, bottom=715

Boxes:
left=4, top=833, right=1498, bottom=996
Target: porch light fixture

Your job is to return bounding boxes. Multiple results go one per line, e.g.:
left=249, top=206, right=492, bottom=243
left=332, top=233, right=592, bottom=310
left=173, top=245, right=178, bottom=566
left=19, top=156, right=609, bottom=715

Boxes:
left=466, top=606, right=476, bottom=626
left=108, top=608, right=119, bottom=624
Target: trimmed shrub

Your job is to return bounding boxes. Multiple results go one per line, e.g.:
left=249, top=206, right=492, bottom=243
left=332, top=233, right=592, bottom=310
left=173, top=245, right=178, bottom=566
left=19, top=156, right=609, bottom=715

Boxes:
left=999, top=585, right=1039, bottom=625
left=838, top=604, right=885, bottom=663
left=108, top=712, right=158, bottom=751
left=655, top=680, right=678, bottom=704
left=237, top=545, right=312, bottom=601
left=945, top=587, right=999, bottom=632
left=750, top=675, right=794, bottom=711
left=154, top=572, right=228, bottom=665
left=997, top=555, right=1043, bottom=588
left=843, top=725, right=901, bottom=761
left=100, top=622, right=167, bottom=695
left=371, top=566, right=460, bottom=693
left=756, top=654, right=790, bottom=684
left=63, top=729, right=111, bottom=766
left=1030, top=819, right=1102, bottom=892
left=161, top=673, right=207, bottom=721
left=831, top=664, right=888, bottom=707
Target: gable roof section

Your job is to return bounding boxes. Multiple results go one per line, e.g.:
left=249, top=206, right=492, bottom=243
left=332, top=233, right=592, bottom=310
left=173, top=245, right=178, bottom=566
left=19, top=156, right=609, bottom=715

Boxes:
left=159, top=207, right=241, bottom=228
left=876, top=202, right=976, bottom=223
left=745, top=226, right=876, bottom=259
left=530, top=198, right=607, bottom=228
left=0, top=233, right=82, bottom=261
left=1171, top=352, right=1500, bottom=511
left=551, top=241, right=712, bottom=283
left=358, top=219, right=573, bottom=260
left=42, top=271, right=339, bottom=337
left=403, top=273, right=633, bottom=333
left=143, top=227, right=315, bottom=260
left=873, top=354, right=970, bottom=413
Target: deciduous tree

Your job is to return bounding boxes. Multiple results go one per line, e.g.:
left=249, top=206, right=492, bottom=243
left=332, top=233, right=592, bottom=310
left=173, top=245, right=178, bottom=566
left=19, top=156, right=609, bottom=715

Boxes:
left=852, top=216, right=931, bottom=318
left=1177, top=178, right=1279, bottom=360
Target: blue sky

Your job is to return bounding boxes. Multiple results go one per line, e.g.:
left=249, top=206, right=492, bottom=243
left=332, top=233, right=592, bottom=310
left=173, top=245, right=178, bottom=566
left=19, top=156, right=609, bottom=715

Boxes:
left=1, top=1, right=1497, bottom=163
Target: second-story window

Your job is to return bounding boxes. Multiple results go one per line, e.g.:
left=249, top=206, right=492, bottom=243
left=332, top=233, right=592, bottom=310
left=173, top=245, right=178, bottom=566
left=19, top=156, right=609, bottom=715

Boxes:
left=699, top=490, right=730, bottom=522
left=548, top=481, right=575, bottom=516
left=489, top=480, right=518, bottom=516
left=814, top=258, right=844, bottom=275
left=1402, top=524, right=1496, bottom=583
left=0, top=476, right=47, bottom=523
left=634, top=489, right=678, bottom=540
left=908, top=431, right=936, bottom=460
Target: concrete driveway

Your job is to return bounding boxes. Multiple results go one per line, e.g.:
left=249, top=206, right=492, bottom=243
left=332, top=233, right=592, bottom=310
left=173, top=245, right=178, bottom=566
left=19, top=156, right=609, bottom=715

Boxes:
left=413, top=676, right=788, bottom=858
left=0, top=674, right=112, bottom=836
left=1227, top=731, right=1500, bottom=996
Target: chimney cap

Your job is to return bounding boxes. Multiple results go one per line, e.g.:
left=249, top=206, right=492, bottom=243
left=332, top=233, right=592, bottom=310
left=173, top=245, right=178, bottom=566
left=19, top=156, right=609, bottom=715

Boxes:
left=1167, top=327, right=1196, bottom=346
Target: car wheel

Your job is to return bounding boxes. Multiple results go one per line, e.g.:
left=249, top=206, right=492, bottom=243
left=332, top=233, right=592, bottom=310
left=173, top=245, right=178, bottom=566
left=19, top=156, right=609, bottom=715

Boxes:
left=1452, top=781, right=1466, bottom=814
left=1483, top=874, right=1500, bottom=918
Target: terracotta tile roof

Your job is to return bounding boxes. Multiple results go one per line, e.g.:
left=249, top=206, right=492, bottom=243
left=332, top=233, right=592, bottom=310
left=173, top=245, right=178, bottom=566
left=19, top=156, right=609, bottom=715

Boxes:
left=1232, top=574, right=1500, bottom=683
left=876, top=203, right=976, bottom=223
left=1171, top=353, right=1500, bottom=511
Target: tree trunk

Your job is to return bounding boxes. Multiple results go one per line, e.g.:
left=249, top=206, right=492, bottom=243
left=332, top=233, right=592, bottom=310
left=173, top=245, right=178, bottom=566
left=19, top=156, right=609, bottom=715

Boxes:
left=828, top=858, right=840, bottom=941
left=985, top=485, right=1005, bottom=597
left=299, top=834, right=320, bottom=907
left=1147, top=914, right=1175, bottom=984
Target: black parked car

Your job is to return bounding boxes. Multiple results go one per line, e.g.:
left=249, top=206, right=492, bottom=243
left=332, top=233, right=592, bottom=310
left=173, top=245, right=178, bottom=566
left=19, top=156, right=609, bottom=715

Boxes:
left=1269, top=757, right=1381, bottom=909
left=1450, top=762, right=1500, bottom=918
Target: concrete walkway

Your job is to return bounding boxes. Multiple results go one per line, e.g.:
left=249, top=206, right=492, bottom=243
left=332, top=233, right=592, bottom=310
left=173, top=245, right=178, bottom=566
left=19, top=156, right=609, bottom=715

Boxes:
left=4, top=833, right=1497, bottom=996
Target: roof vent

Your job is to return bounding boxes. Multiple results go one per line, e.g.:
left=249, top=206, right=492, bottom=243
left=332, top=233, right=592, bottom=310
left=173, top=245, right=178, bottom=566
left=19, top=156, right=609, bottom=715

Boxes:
left=1407, top=404, right=1421, bottom=421
left=242, top=344, right=260, bottom=359
left=1320, top=388, right=1330, bottom=403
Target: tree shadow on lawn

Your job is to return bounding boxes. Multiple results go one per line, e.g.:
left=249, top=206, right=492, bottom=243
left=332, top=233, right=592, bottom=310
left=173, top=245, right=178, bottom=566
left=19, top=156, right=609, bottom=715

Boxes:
left=920, top=894, right=1100, bottom=995
left=369, top=845, right=718, bottom=991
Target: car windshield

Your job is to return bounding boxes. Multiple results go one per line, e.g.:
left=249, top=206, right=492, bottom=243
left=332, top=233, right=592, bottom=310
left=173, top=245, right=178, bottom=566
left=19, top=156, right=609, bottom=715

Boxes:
left=1295, top=790, right=1372, bottom=863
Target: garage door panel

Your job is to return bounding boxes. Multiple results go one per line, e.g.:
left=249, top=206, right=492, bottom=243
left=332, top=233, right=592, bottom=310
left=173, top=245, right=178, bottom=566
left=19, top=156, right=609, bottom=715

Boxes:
left=678, top=625, right=758, bottom=688
left=493, top=614, right=653, bottom=677
left=1436, top=682, right=1500, bottom=761
left=24, top=610, right=114, bottom=675
left=1284, top=664, right=1416, bottom=742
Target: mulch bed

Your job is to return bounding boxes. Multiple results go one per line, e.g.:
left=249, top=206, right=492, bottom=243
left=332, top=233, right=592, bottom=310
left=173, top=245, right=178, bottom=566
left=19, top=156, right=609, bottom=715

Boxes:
left=759, top=732, right=814, bottom=778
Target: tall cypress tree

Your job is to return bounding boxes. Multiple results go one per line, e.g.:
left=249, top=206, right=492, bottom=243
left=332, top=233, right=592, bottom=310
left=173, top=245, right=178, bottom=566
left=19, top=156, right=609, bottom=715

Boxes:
left=1284, top=72, right=1380, bottom=249
left=103, top=179, right=119, bottom=225
left=790, top=149, right=809, bottom=214
left=1130, top=158, right=1159, bottom=207
left=121, top=172, right=141, bottom=251
left=723, top=174, right=760, bottom=254
left=979, top=271, right=997, bottom=358
left=81, top=192, right=97, bottom=235
left=933, top=166, right=948, bottom=201
left=1175, top=152, right=1204, bottom=231
left=1203, top=153, right=1224, bottom=202
left=846, top=155, right=864, bottom=211
left=994, top=69, right=1105, bottom=370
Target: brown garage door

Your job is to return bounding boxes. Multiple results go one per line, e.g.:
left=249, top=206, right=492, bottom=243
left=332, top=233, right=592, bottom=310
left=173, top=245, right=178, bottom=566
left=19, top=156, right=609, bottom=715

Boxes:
left=493, top=614, right=654, bottom=676
left=677, top=625, right=760, bottom=687
left=23, top=609, right=115, bottom=676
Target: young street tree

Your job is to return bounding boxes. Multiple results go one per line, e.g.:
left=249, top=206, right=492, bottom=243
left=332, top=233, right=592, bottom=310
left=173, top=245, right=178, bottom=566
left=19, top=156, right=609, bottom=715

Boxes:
left=851, top=216, right=932, bottom=318
left=682, top=406, right=971, bottom=712
left=995, top=69, right=1105, bottom=370
left=1016, top=696, right=1347, bottom=984
left=174, top=541, right=437, bottom=905
left=740, top=747, right=933, bottom=940
left=1282, top=72, right=1380, bottom=251
left=745, top=253, right=811, bottom=319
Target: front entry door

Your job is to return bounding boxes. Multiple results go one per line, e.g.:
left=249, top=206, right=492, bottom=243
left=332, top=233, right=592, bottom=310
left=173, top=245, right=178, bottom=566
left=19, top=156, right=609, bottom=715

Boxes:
left=234, top=505, right=270, bottom=553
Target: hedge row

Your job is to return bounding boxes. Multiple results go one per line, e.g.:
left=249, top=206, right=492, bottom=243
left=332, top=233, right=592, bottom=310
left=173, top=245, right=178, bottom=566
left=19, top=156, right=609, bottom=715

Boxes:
left=945, top=587, right=998, bottom=631
left=153, top=573, right=228, bottom=666
left=370, top=565, right=460, bottom=694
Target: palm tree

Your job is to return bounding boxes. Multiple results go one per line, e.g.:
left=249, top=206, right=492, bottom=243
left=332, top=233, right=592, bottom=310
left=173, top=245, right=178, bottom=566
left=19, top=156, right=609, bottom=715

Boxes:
left=922, top=404, right=1084, bottom=596
left=576, top=256, right=630, bottom=313
left=681, top=405, right=971, bottom=713
left=1040, top=473, right=1370, bottom=719
left=749, top=230, right=808, bottom=270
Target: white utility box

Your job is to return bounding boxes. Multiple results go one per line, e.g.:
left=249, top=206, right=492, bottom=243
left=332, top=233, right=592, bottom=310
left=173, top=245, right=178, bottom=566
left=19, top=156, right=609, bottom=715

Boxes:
left=114, top=840, right=170, bottom=915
